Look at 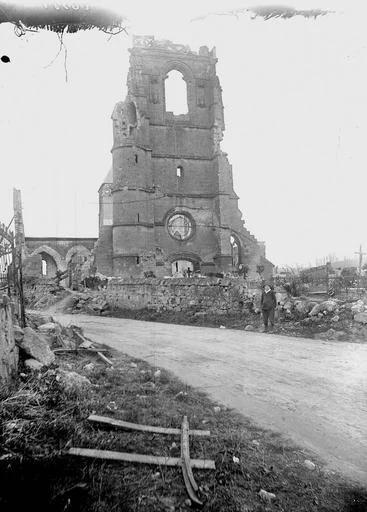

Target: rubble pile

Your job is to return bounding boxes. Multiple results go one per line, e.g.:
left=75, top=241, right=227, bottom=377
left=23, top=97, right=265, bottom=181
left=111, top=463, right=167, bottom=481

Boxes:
left=273, top=295, right=367, bottom=341
left=24, top=278, right=69, bottom=310
left=22, top=278, right=367, bottom=342
left=64, top=293, right=110, bottom=316
left=14, top=312, right=96, bottom=370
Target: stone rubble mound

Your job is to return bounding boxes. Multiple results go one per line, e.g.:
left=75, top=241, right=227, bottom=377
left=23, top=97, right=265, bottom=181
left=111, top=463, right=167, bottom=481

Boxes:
left=14, top=313, right=97, bottom=371
left=274, top=294, right=367, bottom=341
left=65, top=293, right=111, bottom=316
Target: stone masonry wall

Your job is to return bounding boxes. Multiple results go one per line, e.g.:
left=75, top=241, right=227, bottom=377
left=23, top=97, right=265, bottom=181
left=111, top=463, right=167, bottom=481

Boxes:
left=100, top=277, right=254, bottom=314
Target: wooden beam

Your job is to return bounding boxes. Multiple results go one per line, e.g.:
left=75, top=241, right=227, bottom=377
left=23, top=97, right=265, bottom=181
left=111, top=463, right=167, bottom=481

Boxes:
left=56, top=334, right=69, bottom=349
left=181, top=415, right=202, bottom=505
left=53, top=348, right=108, bottom=353
left=181, top=416, right=199, bottom=491
left=97, top=351, right=114, bottom=366
left=70, top=331, right=113, bottom=366
left=73, top=330, right=91, bottom=345
left=68, top=447, right=215, bottom=469
left=87, top=414, right=211, bottom=437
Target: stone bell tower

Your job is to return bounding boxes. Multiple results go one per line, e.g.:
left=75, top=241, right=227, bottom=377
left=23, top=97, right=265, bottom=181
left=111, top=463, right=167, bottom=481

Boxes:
left=95, top=36, right=271, bottom=278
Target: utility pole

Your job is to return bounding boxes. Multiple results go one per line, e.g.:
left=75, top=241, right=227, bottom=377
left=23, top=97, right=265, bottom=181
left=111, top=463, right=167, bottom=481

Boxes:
left=355, top=245, right=366, bottom=276
left=13, top=189, right=26, bottom=327
left=354, top=244, right=366, bottom=293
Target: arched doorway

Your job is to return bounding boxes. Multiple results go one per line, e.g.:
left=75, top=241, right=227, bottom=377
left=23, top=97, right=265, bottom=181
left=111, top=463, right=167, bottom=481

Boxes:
left=40, top=251, right=58, bottom=278
left=29, top=245, right=65, bottom=277
left=172, top=259, right=194, bottom=277
left=230, top=235, right=241, bottom=269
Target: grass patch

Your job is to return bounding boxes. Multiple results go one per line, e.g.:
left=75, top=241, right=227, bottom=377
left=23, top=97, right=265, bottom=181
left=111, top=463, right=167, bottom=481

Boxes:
left=1, top=349, right=366, bottom=511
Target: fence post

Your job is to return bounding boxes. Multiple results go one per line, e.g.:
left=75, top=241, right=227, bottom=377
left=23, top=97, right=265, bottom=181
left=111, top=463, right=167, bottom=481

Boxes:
left=0, top=294, right=18, bottom=382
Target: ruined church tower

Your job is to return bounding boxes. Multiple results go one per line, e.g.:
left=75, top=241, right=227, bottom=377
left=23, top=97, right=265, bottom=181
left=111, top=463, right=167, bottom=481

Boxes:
left=95, top=36, right=270, bottom=277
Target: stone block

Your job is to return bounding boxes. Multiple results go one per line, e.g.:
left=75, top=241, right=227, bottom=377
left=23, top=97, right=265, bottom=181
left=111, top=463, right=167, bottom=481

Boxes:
left=38, top=322, right=62, bottom=336
left=24, top=358, right=44, bottom=371
left=13, top=325, right=24, bottom=343
left=19, top=327, right=55, bottom=366
left=56, top=370, right=91, bottom=394
left=354, top=312, right=367, bottom=324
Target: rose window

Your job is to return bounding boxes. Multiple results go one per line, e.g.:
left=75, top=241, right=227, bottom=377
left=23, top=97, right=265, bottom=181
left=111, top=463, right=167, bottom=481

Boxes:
left=167, top=214, right=193, bottom=240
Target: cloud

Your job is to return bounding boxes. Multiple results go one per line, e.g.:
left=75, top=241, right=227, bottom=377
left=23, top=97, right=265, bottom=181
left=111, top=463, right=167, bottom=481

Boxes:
left=191, top=5, right=333, bottom=22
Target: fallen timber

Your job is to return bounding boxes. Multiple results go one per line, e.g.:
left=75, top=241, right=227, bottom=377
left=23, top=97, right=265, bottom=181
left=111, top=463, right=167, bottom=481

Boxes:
left=181, top=415, right=202, bottom=505
left=88, top=414, right=211, bottom=437
left=68, top=447, right=215, bottom=470
left=70, top=415, right=215, bottom=505
left=71, top=330, right=113, bottom=366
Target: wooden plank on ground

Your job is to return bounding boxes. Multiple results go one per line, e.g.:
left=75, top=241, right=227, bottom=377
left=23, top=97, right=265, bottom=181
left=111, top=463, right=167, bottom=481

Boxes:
left=181, top=415, right=199, bottom=491
left=87, top=414, right=211, bottom=437
left=68, top=447, right=215, bottom=469
left=54, top=348, right=108, bottom=353
left=181, top=415, right=202, bottom=505
left=73, top=330, right=89, bottom=343
left=97, top=351, right=113, bottom=366
left=56, top=334, right=68, bottom=349
left=73, top=330, right=96, bottom=349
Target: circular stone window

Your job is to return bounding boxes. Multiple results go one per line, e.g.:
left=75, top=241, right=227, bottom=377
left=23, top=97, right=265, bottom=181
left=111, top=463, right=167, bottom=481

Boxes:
left=167, top=213, right=193, bottom=241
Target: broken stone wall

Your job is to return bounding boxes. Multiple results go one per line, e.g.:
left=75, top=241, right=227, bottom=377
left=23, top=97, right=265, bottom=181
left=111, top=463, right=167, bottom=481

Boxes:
left=99, top=277, right=253, bottom=314
left=0, top=295, right=18, bottom=381
left=23, top=279, right=63, bottom=310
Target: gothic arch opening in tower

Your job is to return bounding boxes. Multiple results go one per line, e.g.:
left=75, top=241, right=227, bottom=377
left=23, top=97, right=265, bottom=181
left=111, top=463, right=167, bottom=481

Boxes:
left=165, top=70, right=188, bottom=115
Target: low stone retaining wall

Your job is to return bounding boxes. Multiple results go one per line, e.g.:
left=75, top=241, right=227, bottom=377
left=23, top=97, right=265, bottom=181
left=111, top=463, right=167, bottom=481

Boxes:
left=102, top=277, right=258, bottom=314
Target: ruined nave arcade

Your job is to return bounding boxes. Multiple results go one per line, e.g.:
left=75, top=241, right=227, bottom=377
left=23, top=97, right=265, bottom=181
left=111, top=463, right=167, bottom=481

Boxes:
left=23, top=237, right=96, bottom=286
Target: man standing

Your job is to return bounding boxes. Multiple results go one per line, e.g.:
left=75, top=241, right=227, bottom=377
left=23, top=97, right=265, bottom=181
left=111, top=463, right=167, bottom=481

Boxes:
left=261, top=284, right=277, bottom=332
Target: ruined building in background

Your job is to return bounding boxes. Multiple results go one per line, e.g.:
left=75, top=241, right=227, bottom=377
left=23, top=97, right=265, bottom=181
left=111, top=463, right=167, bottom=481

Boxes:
left=96, top=36, right=273, bottom=278
left=19, top=36, right=273, bottom=282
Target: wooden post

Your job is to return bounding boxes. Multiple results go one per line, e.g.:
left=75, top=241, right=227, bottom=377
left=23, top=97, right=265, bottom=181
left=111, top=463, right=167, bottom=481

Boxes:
left=355, top=245, right=366, bottom=294
left=17, top=254, right=26, bottom=328
left=0, top=295, right=18, bottom=381
left=13, top=189, right=26, bottom=327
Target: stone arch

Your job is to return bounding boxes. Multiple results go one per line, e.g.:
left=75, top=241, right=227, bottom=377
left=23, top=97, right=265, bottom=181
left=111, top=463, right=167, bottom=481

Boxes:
left=230, top=234, right=242, bottom=268
left=163, top=60, right=194, bottom=83
left=65, top=245, right=91, bottom=265
left=29, top=245, right=65, bottom=272
left=169, top=252, right=201, bottom=276
left=163, top=61, right=193, bottom=116
left=164, top=70, right=188, bottom=115
left=168, top=252, right=201, bottom=264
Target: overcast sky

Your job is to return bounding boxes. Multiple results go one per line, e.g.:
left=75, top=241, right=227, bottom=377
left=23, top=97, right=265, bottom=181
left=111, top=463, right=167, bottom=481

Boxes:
left=0, top=0, right=366, bottom=267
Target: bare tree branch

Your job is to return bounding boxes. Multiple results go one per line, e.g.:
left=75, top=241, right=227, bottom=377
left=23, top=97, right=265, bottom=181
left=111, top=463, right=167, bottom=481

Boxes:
left=43, top=32, right=68, bottom=82
left=99, top=26, right=128, bottom=37
left=43, top=32, right=64, bottom=69
left=13, top=21, right=39, bottom=37
left=63, top=34, right=68, bottom=83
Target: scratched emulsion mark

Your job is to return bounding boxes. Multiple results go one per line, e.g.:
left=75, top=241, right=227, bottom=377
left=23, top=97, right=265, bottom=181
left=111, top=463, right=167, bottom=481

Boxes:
left=1, top=55, right=10, bottom=63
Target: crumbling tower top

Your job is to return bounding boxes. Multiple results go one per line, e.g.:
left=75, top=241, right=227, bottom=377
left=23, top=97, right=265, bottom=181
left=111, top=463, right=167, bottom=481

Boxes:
left=131, top=35, right=217, bottom=59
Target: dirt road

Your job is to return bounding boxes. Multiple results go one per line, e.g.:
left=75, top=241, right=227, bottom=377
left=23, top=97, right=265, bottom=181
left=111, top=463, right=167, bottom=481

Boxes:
left=55, top=313, right=367, bottom=485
